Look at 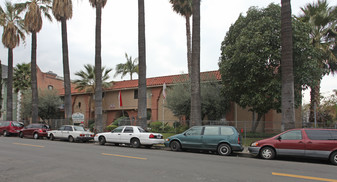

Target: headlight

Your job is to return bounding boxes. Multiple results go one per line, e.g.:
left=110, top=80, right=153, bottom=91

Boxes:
left=251, top=142, right=259, bottom=147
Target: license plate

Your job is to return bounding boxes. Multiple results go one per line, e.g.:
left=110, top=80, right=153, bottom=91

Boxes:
left=85, top=134, right=90, bottom=137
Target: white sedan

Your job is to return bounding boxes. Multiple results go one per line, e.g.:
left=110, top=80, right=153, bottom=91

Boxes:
left=48, top=125, right=94, bottom=142
left=94, top=126, right=164, bottom=148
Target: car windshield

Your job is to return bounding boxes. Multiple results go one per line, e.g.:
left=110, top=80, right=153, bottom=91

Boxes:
left=12, top=122, right=23, bottom=127
left=74, top=126, right=85, bottom=131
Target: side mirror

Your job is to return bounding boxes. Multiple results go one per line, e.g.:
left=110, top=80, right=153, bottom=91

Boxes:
left=277, top=136, right=282, bottom=140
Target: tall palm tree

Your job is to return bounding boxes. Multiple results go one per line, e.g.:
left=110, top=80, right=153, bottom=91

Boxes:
left=73, top=64, right=112, bottom=122
left=169, top=0, right=193, bottom=75
left=281, top=0, right=295, bottom=131
left=298, top=0, right=337, bottom=123
left=1, top=1, right=26, bottom=121
left=52, top=0, right=72, bottom=122
left=13, top=63, right=31, bottom=93
left=138, top=0, right=147, bottom=129
left=114, top=53, right=138, bottom=80
left=16, top=0, right=52, bottom=122
left=89, top=0, right=107, bottom=133
left=190, top=0, right=201, bottom=127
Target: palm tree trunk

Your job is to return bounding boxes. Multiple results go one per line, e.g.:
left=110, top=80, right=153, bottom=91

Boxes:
left=6, top=48, right=13, bottom=121
left=0, top=59, right=2, bottom=119
left=94, top=3, right=103, bottom=133
left=31, top=31, right=39, bottom=122
left=190, top=0, right=201, bottom=127
left=61, top=17, right=72, bottom=121
left=137, top=0, right=147, bottom=129
left=185, top=15, right=192, bottom=76
left=309, top=80, right=320, bottom=123
left=281, top=0, right=295, bottom=131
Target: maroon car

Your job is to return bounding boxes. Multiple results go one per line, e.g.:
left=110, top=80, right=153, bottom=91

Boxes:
left=19, top=123, right=50, bottom=139
left=0, top=121, right=24, bottom=136
left=249, top=128, right=337, bottom=165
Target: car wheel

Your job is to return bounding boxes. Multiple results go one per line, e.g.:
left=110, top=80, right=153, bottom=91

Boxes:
left=330, top=151, right=337, bottom=165
left=99, top=136, right=106, bottom=145
left=131, top=138, right=141, bottom=148
left=170, top=141, right=181, bottom=151
left=33, top=133, right=39, bottom=140
left=217, top=143, right=232, bottom=156
left=19, top=132, right=24, bottom=138
left=260, top=147, right=275, bottom=160
left=68, top=136, right=75, bottom=142
left=3, top=130, right=8, bottom=137
left=50, top=134, right=55, bottom=141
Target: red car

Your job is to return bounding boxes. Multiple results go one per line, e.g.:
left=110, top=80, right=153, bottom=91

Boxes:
left=249, top=128, right=337, bottom=165
left=19, top=123, right=50, bottom=139
left=0, top=121, right=24, bottom=136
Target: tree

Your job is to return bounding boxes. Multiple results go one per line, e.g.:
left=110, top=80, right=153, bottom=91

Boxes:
left=298, top=0, right=337, bottom=123
left=114, top=53, right=138, bottom=80
left=1, top=1, right=26, bottom=121
left=73, top=64, right=112, bottom=122
left=15, top=0, right=52, bottom=123
left=52, top=0, right=72, bottom=123
left=219, top=4, right=322, bottom=132
left=13, top=62, right=31, bottom=93
left=89, top=0, right=107, bottom=133
left=169, top=0, right=193, bottom=75
left=137, top=0, right=147, bottom=129
left=190, top=0, right=201, bottom=127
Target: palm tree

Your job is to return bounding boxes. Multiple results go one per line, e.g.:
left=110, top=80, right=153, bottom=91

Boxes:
left=73, top=64, right=112, bottom=122
left=190, top=0, right=201, bottom=127
left=114, top=53, right=138, bottom=80
left=298, top=0, right=337, bottom=123
left=138, top=0, right=147, bottom=129
left=89, top=0, right=107, bottom=133
left=169, top=0, right=193, bottom=75
left=52, top=0, right=72, bottom=122
left=16, top=0, right=52, bottom=122
left=1, top=1, right=26, bottom=121
left=281, top=0, right=295, bottom=131
left=13, top=63, right=31, bottom=93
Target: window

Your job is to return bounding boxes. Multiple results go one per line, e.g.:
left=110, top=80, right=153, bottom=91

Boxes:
left=330, top=130, right=337, bottom=140
left=185, top=126, right=203, bottom=136
left=123, top=127, right=133, bottom=133
left=58, top=126, right=65, bottom=131
left=134, top=90, right=138, bottom=99
left=65, top=126, right=73, bottom=131
left=112, top=126, right=124, bottom=133
left=305, top=130, right=332, bottom=140
left=48, top=85, right=53, bottom=90
left=138, top=127, right=146, bottom=133
left=279, top=130, right=302, bottom=140
left=204, top=127, right=219, bottom=135
left=221, top=127, right=234, bottom=135
left=74, top=126, right=85, bottom=131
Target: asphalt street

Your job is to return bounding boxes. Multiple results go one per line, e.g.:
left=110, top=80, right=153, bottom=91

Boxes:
left=0, top=137, right=336, bottom=182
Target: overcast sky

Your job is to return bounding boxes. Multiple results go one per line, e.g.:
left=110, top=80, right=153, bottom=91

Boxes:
left=0, top=0, right=336, bottom=103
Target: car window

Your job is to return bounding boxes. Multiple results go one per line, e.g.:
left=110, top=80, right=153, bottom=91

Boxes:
left=138, top=127, right=146, bottom=133
left=330, top=130, right=337, bottom=140
left=64, top=126, right=73, bottom=131
left=280, top=130, right=302, bottom=140
left=204, top=127, right=219, bottom=135
left=43, top=125, right=50, bottom=129
left=123, top=127, right=133, bottom=133
left=185, top=127, right=203, bottom=136
left=221, top=127, right=234, bottom=135
left=3, top=122, right=10, bottom=126
left=112, top=126, right=124, bottom=133
left=305, top=130, right=332, bottom=140
left=74, top=126, right=85, bottom=131
left=12, top=122, right=22, bottom=127
left=58, top=126, right=65, bottom=130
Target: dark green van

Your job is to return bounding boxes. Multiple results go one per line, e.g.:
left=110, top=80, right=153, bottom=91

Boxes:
left=164, top=126, right=243, bottom=156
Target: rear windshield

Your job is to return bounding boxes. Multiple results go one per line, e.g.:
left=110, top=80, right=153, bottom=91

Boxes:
left=74, top=126, right=85, bottom=131
left=305, top=130, right=337, bottom=140
left=12, top=122, right=23, bottom=127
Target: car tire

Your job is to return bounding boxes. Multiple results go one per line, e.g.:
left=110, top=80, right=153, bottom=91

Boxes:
left=260, top=147, right=275, bottom=160
left=19, top=132, right=24, bottom=138
left=50, top=134, right=55, bottom=141
left=131, top=138, right=141, bottom=148
left=217, top=143, right=232, bottom=156
left=3, top=130, right=8, bottom=137
left=99, top=136, right=106, bottom=145
left=68, top=136, right=75, bottom=142
left=330, top=151, right=337, bottom=165
left=170, top=141, right=181, bottom=151
left=33, top=133, right=39, bottom=140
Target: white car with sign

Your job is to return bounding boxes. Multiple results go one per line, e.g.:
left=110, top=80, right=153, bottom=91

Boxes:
left=48, top=125, right=94, bottom=142
left=94, top=126, right=164, bottom=148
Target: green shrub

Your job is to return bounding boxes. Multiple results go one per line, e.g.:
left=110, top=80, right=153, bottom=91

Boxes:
left=149, top=121, right=162, bottom=132
left=106, top=124, right=118, bottom=131
left=113, top=116, right=129, bottom=126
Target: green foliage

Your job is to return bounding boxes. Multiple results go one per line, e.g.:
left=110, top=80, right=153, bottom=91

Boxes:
left=114, top=53, right=138, bottom=80
left=106, top=124, right=118, bottom=131
left=219, top=4, right=323, bottom=116
left=13, top=62, right=31, bottom=93
left=113, top=116, right=129, bottom=126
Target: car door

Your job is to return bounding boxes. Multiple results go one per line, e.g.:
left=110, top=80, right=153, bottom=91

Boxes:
left=119, top=127, right=134, bottom=143
left=274, top=129, right=305, bottom=156
left=304, top=129, right=336, bottom=158
left=54, top=126, right=65, bottom=138
left=202, top=126, right=221, bottom=150
left=106, top=126, right=124, bottom=143
left=180, top=126, right=204, bottom=149
left=62, top=126, right=73, bottom=138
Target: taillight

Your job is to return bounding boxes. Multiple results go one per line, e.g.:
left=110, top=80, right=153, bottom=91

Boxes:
left=149, top=134, right=155, bottom=138
left=80, top=134, right=85, bottom=137
left=39, top=129, right=43, bottom=133
left=238, top=136, right=240, bottom=144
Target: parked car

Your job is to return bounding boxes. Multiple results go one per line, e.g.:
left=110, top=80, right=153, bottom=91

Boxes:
left=0, top=121, right=24, bottom=136
left=19, top=123, right=50, bottom=139
left=94, top=125, right=164, bottom=148
left=47, top=125, right=94, bottom=142
left=164, top=126, right=244, bottom=156
left=248, top=128, right=337, bottom=165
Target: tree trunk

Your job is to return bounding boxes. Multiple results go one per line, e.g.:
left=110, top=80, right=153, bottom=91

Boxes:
left=61, top=17, right=72, bottom=122
left=0, top=60, right=2, bottom=118
left=94, top=3, right=103, bottom=133
left=137, top=0, right=147, bottom=129
left=281, top=0, right=295, bottom=131
left=190, top=0, right=201, bottom=127
left=6, top=48, right=13, bottom=121
left=185, top=15, right=192, bottom=76
left=252, top=113, right=263, bottom=133
left=309, top=80, right=320, bottom=123
left=31, top=31, right=39, bottom=122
